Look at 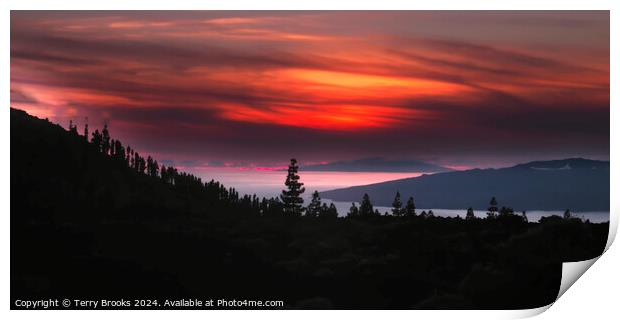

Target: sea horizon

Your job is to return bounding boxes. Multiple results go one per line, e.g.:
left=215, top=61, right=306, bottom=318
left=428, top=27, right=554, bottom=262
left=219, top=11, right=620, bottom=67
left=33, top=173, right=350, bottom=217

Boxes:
left=184, top=167, right=609, bottom=222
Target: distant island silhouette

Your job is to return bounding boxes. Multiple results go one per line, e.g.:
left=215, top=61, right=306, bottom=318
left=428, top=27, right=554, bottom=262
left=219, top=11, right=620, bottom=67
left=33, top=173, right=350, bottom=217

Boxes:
left=299, top=157, right=450, bottom=173
left=11, top=108, right=608, bottom=310
left=321, top=158, right=609, bottom=211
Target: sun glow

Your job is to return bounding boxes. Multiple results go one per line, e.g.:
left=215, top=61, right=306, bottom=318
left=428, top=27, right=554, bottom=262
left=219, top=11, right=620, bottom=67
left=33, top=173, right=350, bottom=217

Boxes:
left=11, top=11, right=609, bottom=138
left=206, top=68, right=468, bottom=130
left=217, top=102, right=432, bottom=131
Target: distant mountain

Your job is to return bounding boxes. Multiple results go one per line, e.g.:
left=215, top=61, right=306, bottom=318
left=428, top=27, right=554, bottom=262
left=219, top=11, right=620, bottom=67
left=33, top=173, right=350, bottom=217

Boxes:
left=301, top=157, right=450, bottom=173
left=320, top=158, right=609, bottom=211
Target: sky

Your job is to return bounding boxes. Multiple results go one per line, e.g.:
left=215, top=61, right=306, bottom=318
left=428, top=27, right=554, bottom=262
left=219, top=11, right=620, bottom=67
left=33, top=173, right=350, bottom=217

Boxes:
left=10, top=11, right=610, bottom=171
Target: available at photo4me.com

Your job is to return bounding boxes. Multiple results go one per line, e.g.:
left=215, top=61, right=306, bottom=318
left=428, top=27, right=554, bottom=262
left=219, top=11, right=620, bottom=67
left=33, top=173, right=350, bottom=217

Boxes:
left=14, top=298, right=286, bottom=309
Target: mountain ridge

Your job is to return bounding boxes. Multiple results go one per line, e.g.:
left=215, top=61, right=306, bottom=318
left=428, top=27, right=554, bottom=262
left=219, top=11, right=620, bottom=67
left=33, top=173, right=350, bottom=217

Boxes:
left=300, top=157, right=450, bottom=173
left=320, top=158, right=609, bottom=211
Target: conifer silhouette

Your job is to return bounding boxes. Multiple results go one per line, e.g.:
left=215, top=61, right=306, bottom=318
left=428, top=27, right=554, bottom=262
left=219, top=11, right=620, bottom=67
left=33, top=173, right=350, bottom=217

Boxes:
left=83, top=117, right=89, bottom=141
left=405, top=196, right=416, bottom=216
left=347, top=202, right=359, bottom=218
left=487, top=196, right=498, bottom=218
left=91, top=129, right=102, bottom=152
left=306, top=190, right=322, bottom=217
left=359, top=193, right=375, bottom=217
left=102, top=123, right=111, bottom=155
left=281, top=158, right=305, bottom=216
left=466, top=207, right=476, bottom=220
left=391, top=191, right=403, bottom=216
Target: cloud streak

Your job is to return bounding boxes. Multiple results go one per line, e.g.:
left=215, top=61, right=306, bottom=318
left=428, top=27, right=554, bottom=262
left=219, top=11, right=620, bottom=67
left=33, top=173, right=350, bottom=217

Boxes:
left=10, top=11, right=609, bottom=168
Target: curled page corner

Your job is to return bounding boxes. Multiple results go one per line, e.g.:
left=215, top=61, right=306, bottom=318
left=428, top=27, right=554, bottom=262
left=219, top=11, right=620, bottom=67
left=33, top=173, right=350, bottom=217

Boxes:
left=540, top=207, right=615, bottom=314
left=556, top=256, right=600, bottom=300
left=517, top=256, right=602, bottom=318
left=511, top=304, right=554, bottom=319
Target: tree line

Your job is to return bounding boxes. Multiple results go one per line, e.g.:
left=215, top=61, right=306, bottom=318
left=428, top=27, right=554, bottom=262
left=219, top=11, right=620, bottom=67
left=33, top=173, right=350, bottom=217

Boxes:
left=70, top=121, right=575, bottom=222
left=279, top=157, right=577, bottom=222
left=69, top=123, right=335, bottom=218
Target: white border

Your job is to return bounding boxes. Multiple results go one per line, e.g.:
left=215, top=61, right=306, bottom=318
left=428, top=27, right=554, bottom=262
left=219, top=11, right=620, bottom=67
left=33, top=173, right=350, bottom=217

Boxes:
left=2, top=1, right=617, bottom=319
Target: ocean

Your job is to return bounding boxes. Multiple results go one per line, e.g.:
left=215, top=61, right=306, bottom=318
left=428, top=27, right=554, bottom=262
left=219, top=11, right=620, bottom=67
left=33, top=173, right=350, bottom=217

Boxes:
left=188, top=167, right=609, bottom=223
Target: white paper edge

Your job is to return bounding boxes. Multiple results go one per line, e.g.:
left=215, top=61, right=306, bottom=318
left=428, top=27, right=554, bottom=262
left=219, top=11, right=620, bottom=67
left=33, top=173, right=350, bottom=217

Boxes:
left=2, top=2, right=617, bottom=320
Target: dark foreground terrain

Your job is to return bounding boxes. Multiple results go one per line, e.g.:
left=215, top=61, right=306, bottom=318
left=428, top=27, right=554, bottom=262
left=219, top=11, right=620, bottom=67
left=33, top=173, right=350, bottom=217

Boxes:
left=11, top=108, right=608, bottom=309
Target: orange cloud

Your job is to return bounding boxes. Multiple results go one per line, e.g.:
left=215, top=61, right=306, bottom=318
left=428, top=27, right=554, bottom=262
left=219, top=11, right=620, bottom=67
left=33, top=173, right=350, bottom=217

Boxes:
left=281, top=69, right=469, bottom=97
left=216, top=102, right=430, bottom=131
left=202, top=17, right=271, bottom=25
left=10, top=11, right=609, bottom=142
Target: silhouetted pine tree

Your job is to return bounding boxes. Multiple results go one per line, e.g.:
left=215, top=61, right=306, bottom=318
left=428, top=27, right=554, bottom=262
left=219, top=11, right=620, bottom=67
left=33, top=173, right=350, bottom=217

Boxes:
left=160, top=164, right=168, bottom=182
left=319, top=203, right=329, bottom=217
left=110, top=139, right=116, bottom=156
left=152, top=160, right=159, bottom=177
left=129, top=152, right=134, bottom=167
left=147, top=156, right=156, bottom=177
left=359, top=193, right=375, bottom=217
left=102, top=123, right=111, bottom=155
left=91, top=129, right=102, bottom=152
left=280, top=158, right=305, bottom=216
left=392, top=191, right=403, bottom=216
left=564, top=209, right=572, bottom=219
left=68, top=120, right=78, bottom=135
left=499, top=206, right=514, bottom=216
left=487, top=196, right=498, bottom=218
left=125, top=146, right=131, bottom=165
left=166, top=166, right=177, bottom=184
left=132, top=152, right=139, bottom=171
left=522, top=211, right=528, bottom=222
left=347, top=202, right=359, bottom=218
left=134, top=153, right=146, bottom=174
left=466, top=207, right=476, bottom=220
left=139, top=156, right=146, bottom=174
left=83, top=118, right=88, bottom=141
left=405, top=196, right=416, bottom=216
left=113, top=140, right=125, bottom=162
left=306, top=190, right=322, bottom=217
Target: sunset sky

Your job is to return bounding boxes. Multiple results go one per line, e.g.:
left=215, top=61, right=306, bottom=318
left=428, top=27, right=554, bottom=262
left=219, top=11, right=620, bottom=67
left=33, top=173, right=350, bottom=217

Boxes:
left=10, top=11, right=610, bottom=171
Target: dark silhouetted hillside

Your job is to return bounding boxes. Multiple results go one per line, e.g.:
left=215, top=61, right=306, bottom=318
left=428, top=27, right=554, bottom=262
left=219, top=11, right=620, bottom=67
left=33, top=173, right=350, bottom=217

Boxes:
left=11, top=108, right=608, bottom=310
left=321, top=159, right=609, bottom=211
